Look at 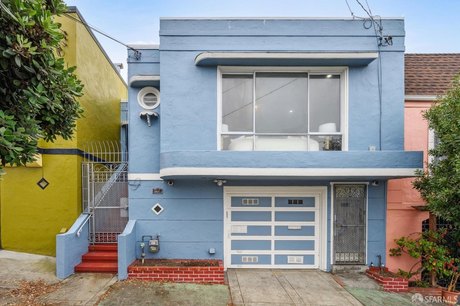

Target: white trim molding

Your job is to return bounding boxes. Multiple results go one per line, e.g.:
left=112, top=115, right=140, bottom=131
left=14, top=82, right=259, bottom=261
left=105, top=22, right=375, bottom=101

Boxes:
left=160, top=167, right=421, bottom=178
left=196, top=52, right=378, bottom=65
left=128, top=173, right=163, bottom=181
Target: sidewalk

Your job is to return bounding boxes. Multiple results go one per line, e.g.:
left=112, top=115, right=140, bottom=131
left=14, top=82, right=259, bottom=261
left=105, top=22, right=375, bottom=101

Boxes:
left=0, top=250, right=230, bottom=306
left=0, top=250, right=116, bottom=305
left=333, top=272, right=442, bottom=306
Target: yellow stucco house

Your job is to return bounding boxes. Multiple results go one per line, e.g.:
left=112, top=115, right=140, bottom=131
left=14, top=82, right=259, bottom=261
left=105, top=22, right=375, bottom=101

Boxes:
left=0, top=7, right=127, bottom=256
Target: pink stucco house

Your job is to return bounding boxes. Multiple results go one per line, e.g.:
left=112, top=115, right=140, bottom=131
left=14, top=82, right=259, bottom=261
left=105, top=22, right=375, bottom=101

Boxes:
left=386, top=54, right=460, bottom=273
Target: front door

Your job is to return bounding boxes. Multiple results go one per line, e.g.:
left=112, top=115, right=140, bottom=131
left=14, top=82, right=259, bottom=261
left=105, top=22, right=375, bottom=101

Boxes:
left=333, top=184, right=366, bottom=265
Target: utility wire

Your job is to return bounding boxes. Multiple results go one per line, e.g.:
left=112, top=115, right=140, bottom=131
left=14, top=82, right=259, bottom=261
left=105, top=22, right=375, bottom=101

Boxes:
left=354, top=0, right=384, bottom=150
left=344, top=0, right=355, bottom=18
left=365, top=0, right=373, bottom=15
left=63, top=13, right=141, bottom=59
left=223, top=77, right=300, bottom=119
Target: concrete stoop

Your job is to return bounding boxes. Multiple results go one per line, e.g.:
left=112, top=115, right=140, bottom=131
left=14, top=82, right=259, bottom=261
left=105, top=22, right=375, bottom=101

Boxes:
left=331, top=264, right=368, bottom=274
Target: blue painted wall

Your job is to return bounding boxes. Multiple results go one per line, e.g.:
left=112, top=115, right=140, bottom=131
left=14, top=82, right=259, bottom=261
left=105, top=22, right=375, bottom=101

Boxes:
left=129, top=179, right=224, bottom=260
left=158, top=18, right=405, bottom=153
left=124, top=18, right=410, bottom=271
left=125, top=178, right=386, bottom=271
left=127, top=48, right=160, bottom=173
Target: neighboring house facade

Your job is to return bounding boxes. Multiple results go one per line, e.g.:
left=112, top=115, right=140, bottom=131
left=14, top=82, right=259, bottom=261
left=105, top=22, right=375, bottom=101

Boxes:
left=56, top=17, right=423, bottom=279
left=0, top=7, right=127, bottom=256
left=386, top=53, right=460, bottom=273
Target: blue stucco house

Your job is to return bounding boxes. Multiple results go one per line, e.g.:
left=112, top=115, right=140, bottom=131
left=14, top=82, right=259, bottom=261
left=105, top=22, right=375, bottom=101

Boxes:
left=57, top=17, right=423, bottom=280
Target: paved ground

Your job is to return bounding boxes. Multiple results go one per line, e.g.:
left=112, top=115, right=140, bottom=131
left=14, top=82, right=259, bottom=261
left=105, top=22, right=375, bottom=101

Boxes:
left=227, top=269, right=362, bottom=306
left=0, top=250, right=116, bottom=305
left=0, top=250, right=446, bottom=306
left=333, top=272, right=412, bottom=306
left=98, top=280, right=230, bottom=306
left=333, top=272, right=442, bottom=306
left=0, top=250, right=229, bottom=306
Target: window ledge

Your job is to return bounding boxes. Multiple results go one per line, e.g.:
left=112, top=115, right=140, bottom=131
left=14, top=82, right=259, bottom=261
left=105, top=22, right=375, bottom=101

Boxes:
left=195, top=52, right=378, bottom=66
left=129, top=75, right=160, bottom=88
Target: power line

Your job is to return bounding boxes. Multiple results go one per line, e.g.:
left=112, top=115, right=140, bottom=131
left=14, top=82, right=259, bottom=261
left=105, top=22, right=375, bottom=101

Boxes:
left=63, top=13, right=141, bottom=60
left=365, top=0, right=373, bottom=16
left=344, top=0, right=355, bottom=18
left=353, top=0, right=385, bottom=150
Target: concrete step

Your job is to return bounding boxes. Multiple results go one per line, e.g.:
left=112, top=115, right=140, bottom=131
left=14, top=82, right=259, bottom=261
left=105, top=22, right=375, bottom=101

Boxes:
left=331, top=265, right=368, bottom=273
left=82, top=251, right=117, bottom=262
left=88, top=244, right=117, bottom=252
left=75, top=261, right=118, bottom=273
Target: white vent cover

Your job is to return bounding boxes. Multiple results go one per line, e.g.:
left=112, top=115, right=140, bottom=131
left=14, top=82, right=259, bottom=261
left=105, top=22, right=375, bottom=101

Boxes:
left=231, top=225, right=248, bottom=234
left=242, top=198, right=259, bottom=206
left=287, top=256, right=304, bottom=264
left=242, top=256, right=258, bottom=263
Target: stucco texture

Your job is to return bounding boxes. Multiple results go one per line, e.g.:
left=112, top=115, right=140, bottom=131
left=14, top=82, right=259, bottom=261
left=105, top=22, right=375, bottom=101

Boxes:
left=0, top=12, right=127, bottom=256
left=386, top=101, right=431, bottom=273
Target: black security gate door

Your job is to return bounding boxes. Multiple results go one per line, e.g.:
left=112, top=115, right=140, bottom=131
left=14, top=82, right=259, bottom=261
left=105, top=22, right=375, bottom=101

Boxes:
left=333, top=184, right=366, bottom=264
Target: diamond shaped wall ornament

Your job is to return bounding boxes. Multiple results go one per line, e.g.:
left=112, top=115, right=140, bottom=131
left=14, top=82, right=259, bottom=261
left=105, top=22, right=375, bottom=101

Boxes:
left=152, top=203, right=164, bottom=215
left=37, top=178, right=49, bottom=190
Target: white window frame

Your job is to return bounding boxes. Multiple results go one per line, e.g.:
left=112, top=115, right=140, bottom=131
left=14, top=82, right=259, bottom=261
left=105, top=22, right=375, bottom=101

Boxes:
left=216, top=66, right=349, bottom=151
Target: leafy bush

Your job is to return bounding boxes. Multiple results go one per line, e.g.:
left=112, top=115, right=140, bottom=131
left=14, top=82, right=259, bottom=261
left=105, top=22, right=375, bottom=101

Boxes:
left=0, top=0, right=83, bottom=169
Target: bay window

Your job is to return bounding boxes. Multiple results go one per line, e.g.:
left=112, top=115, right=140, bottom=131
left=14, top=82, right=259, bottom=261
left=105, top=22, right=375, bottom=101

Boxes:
left=220, top=69, right=345, bottom=151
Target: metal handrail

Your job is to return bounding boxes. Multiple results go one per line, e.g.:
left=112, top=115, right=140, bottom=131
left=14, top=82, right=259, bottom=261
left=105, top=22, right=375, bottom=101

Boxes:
left=76, top=213, right=91, bottom=237
left=93, top=162, right=128, bottom=208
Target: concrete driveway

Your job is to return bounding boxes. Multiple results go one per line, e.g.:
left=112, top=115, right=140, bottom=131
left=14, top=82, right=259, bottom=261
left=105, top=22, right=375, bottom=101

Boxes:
left=227, top=269, right=362, bottom=306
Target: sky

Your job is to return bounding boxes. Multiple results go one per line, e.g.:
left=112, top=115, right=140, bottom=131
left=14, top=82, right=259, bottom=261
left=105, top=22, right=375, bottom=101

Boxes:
left=63, top=0, right=460, bottom=80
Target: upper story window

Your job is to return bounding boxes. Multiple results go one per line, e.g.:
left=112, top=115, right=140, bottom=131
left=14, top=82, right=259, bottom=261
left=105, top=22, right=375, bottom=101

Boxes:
left=219, top=68, right=346, bottom=151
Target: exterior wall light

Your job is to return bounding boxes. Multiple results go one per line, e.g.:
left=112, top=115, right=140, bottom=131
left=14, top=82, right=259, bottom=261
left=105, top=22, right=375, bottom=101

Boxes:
left=214, top=179, right=227, bottom=187
left=139, top=111, right=158, bottom=127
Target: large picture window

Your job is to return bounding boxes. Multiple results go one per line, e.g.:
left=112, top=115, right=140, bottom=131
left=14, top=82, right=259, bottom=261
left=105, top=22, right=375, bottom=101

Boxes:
left=221, top=70, right=344, bottom=151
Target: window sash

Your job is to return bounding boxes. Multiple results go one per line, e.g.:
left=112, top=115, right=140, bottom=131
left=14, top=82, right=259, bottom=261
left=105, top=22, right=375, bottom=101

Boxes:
left=221, top=71, right=343, bottom=151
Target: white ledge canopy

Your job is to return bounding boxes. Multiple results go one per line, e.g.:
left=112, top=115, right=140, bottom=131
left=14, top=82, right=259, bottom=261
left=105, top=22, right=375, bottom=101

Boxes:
left=194, top=52, right=378, bottom=66
left=129, top=75, right=160, bottom=88
left=159, top=167, right=421, bottom=180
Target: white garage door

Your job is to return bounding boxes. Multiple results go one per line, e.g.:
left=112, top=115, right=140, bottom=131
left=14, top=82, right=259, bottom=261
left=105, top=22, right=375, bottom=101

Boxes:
left=224, top=187, right=327, bottom=269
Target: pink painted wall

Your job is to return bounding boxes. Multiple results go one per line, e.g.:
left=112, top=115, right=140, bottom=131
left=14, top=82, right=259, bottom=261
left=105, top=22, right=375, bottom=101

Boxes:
left=386, top=100, right=432, bottom=273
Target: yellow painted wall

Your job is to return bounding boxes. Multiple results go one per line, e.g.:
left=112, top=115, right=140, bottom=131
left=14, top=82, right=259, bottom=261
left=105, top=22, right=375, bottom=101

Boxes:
left=39, top=13, right=77, bottom=149
left=0, top=155, right=80, bottom=255
left=74, top=16, right=127, bottom=148
left=0, top=11, right=127, bottom=256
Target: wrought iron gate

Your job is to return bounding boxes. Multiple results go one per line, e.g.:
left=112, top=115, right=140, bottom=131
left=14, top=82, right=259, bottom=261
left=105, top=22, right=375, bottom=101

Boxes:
left=82, top=142, right=128, bottom=244
left=333, top=184, right=366, bottom=264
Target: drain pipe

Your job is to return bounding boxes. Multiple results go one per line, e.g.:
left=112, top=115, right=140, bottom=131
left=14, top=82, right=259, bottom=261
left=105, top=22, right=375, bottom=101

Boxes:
left=377, top=254, right=382, bottom=272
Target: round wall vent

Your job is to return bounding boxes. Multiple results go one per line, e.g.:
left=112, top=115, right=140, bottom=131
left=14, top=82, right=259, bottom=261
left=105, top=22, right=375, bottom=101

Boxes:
left=138, top=87, right=160, bottom=110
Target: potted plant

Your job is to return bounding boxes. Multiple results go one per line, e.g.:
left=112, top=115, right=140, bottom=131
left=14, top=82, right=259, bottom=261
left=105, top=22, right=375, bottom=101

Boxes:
left=441, top=258, right=460, bottom=305
left=390, top=229, right=459, bottom=304
left=390, top=229, right=451, bottom=287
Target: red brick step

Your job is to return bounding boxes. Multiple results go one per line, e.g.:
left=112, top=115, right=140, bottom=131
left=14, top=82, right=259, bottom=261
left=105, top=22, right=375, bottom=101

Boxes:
left=75, top=261, right=118, bottom=273
left=88, top=244, right=117, bottom=252
left=75, top=244, right=118, bottom=274
left=82, top=251, right=118, bottom=262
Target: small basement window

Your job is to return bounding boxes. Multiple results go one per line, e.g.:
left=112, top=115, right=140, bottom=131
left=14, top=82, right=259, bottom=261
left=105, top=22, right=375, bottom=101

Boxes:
left=138, top=87, right=160, bottom=110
